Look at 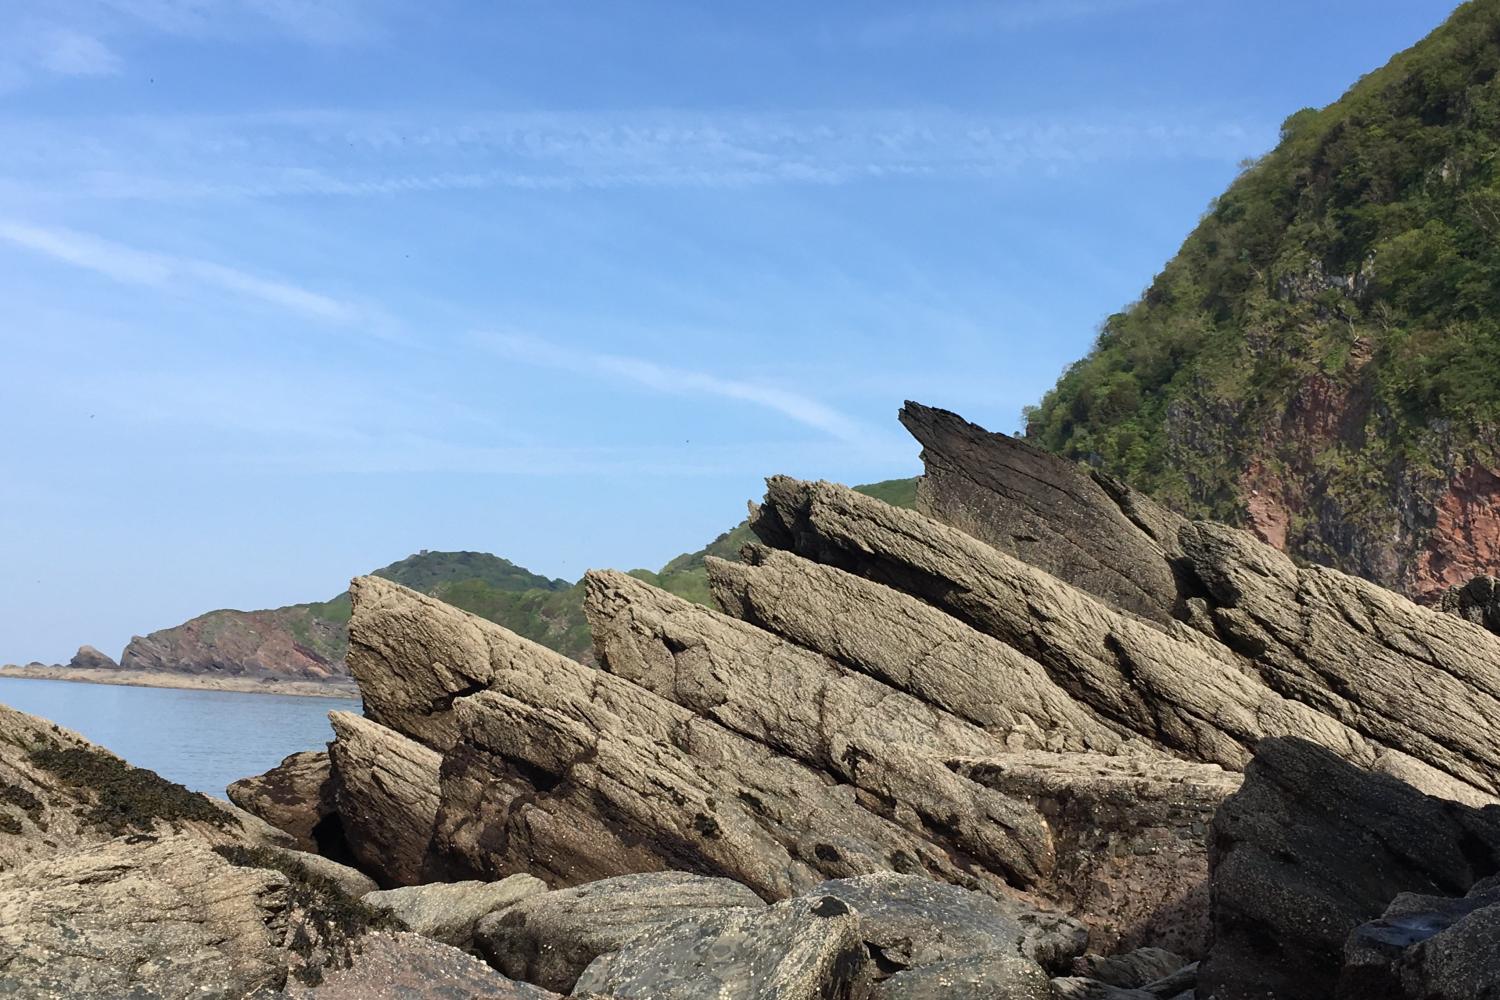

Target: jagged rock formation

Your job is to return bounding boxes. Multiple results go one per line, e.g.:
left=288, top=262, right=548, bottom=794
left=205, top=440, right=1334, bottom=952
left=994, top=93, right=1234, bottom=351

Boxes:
left=326, top=710, right=441, bottom=887
left=214, top=401, right=1500, bottom=1000
left=899, top=401, right=1181, bottom=625
left=25, top=400, right=1500, bottom=997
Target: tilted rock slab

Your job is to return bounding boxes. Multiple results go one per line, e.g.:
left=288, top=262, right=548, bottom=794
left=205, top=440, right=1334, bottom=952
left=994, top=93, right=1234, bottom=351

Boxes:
left=327, top=710, right=441, bottom=887
left=1180, top=521, right=1500, bottom=799
left=1198, top=738, right=1500, bottom=1000
left=348, top=576, right=1057, bottom=902
left=899, top=401, right=1182, bottom=625
left=750, top=476, right=1382, bottom=779
left=345, top=574, right=503, bottom=752
left=706, top=545, right=1125, bottom=753
left=584, top=568, right=1057, bottom=886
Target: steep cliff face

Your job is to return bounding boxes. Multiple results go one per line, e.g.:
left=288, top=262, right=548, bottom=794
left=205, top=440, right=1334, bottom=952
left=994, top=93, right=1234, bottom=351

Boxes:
left=1025, top=0, right=1500, bottom=599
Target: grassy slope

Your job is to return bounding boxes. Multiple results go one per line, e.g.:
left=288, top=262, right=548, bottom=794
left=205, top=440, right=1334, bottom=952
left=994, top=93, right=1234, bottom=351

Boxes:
left=1024, top=1, right=1500, bottom=542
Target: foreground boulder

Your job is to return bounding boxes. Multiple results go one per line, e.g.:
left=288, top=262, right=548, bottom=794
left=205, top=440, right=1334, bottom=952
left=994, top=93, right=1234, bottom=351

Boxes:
left=0, top=831, right=390, bottom=999
left=810, top=871, right=1085, bottom=972
left=281, top=931, right=563, bottom=999
left=1199, top=738, right=1500, bottom=1000
left=0, top=834, right=290, bottom=999
left=474, top=871, right=765, bottom=993
left=362, top=873, right=547, bottom=949
left=572, top=893, right=871, bottom=999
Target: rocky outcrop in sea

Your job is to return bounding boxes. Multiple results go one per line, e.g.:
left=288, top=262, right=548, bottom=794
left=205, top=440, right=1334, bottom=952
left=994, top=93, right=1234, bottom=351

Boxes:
left=4, top=401, right=1499, bottom=998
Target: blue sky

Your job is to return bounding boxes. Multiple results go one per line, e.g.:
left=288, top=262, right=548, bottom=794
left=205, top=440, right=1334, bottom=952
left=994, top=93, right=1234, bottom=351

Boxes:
left=0, top=0, right=1464, bottom=663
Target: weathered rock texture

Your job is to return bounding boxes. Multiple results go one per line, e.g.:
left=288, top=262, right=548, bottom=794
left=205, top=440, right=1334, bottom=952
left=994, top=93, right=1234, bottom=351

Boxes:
left=228, top=749, right=338, bottom=853
left=100, top=399, right=1500, bottom=998
left=899, top=401, right=1181, bottom=625
left=1339, top=876, right=1500, bottom=999
left=0, top=834, right=292, bottom=999
left=953, top=751, right=1236, bottom=958
left=363, top=873, right=546, bottom=949
left=572, top=893, right=871, bottom=1000
left=475, top=871, right=765, bottom=993
left=326, top=710, right=441, bottom=887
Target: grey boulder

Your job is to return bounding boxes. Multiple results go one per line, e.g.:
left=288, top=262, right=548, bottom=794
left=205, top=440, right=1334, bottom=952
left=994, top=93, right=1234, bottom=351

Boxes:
left=873, top=953, right=1052, bottom=1000
left=474, top=870, right=765, bottom=993
left=810, top=871, right=1085, bottom=972
left=362, top=873, right=547, bottom=949
left=572, top=893, right=870, bottom=1000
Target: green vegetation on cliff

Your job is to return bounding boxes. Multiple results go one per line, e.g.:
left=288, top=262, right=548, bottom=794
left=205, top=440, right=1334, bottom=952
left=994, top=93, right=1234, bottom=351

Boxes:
left=1025, top=1, right=1500, bottom=561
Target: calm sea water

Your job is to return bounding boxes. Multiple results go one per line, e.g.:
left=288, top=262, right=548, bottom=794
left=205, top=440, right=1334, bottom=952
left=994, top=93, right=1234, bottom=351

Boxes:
left=0, top=677, right=357, bottom=796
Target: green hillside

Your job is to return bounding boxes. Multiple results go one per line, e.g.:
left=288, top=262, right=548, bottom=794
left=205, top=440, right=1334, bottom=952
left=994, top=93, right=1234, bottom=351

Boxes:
left=1024, top=1, right=1500, bottom=585
left=134, top=478, right=921, bottom=674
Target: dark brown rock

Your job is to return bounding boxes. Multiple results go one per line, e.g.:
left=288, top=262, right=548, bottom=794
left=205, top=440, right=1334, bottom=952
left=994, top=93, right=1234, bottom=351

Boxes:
left=899, top=401, right=1182, bottom=624
left=1199, top=738, right=1500, bottom=1000
left=1438, top=574, right=1500, bottom=635
left=66, top=644, right=118, bottom=670
left=953, top=751, right=1236, bottom=958
left=228, top=750, right=339, bottom=854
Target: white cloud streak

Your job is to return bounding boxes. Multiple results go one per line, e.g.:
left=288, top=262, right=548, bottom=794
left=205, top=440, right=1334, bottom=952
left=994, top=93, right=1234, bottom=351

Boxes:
left=478, top=332, right=873, bottom=444
left=0, top=107, right=1275, bottom=204
left=0, top=220, right=362, bottom=324
left=857, top=0, right=1183, bottom=45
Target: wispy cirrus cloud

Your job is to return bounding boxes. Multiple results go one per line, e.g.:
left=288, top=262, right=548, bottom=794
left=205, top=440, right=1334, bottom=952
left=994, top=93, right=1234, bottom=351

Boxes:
left=856, top=0, right=1185, bottom=45
left=0, top=0, right=396, bottom=94
left=0, top=106, right=1274, bottom=203
left=477, top=331, right=874, bottom=445
left=96, top=0, right=398, bottom=47
left=0, top=23, right=123, bottom=93
left=0, top=220, right=364, bottom=324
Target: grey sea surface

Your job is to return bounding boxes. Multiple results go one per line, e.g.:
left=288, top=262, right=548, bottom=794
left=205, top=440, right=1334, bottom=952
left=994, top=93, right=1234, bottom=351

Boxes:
left=0, top=675, right=353, bottom=795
